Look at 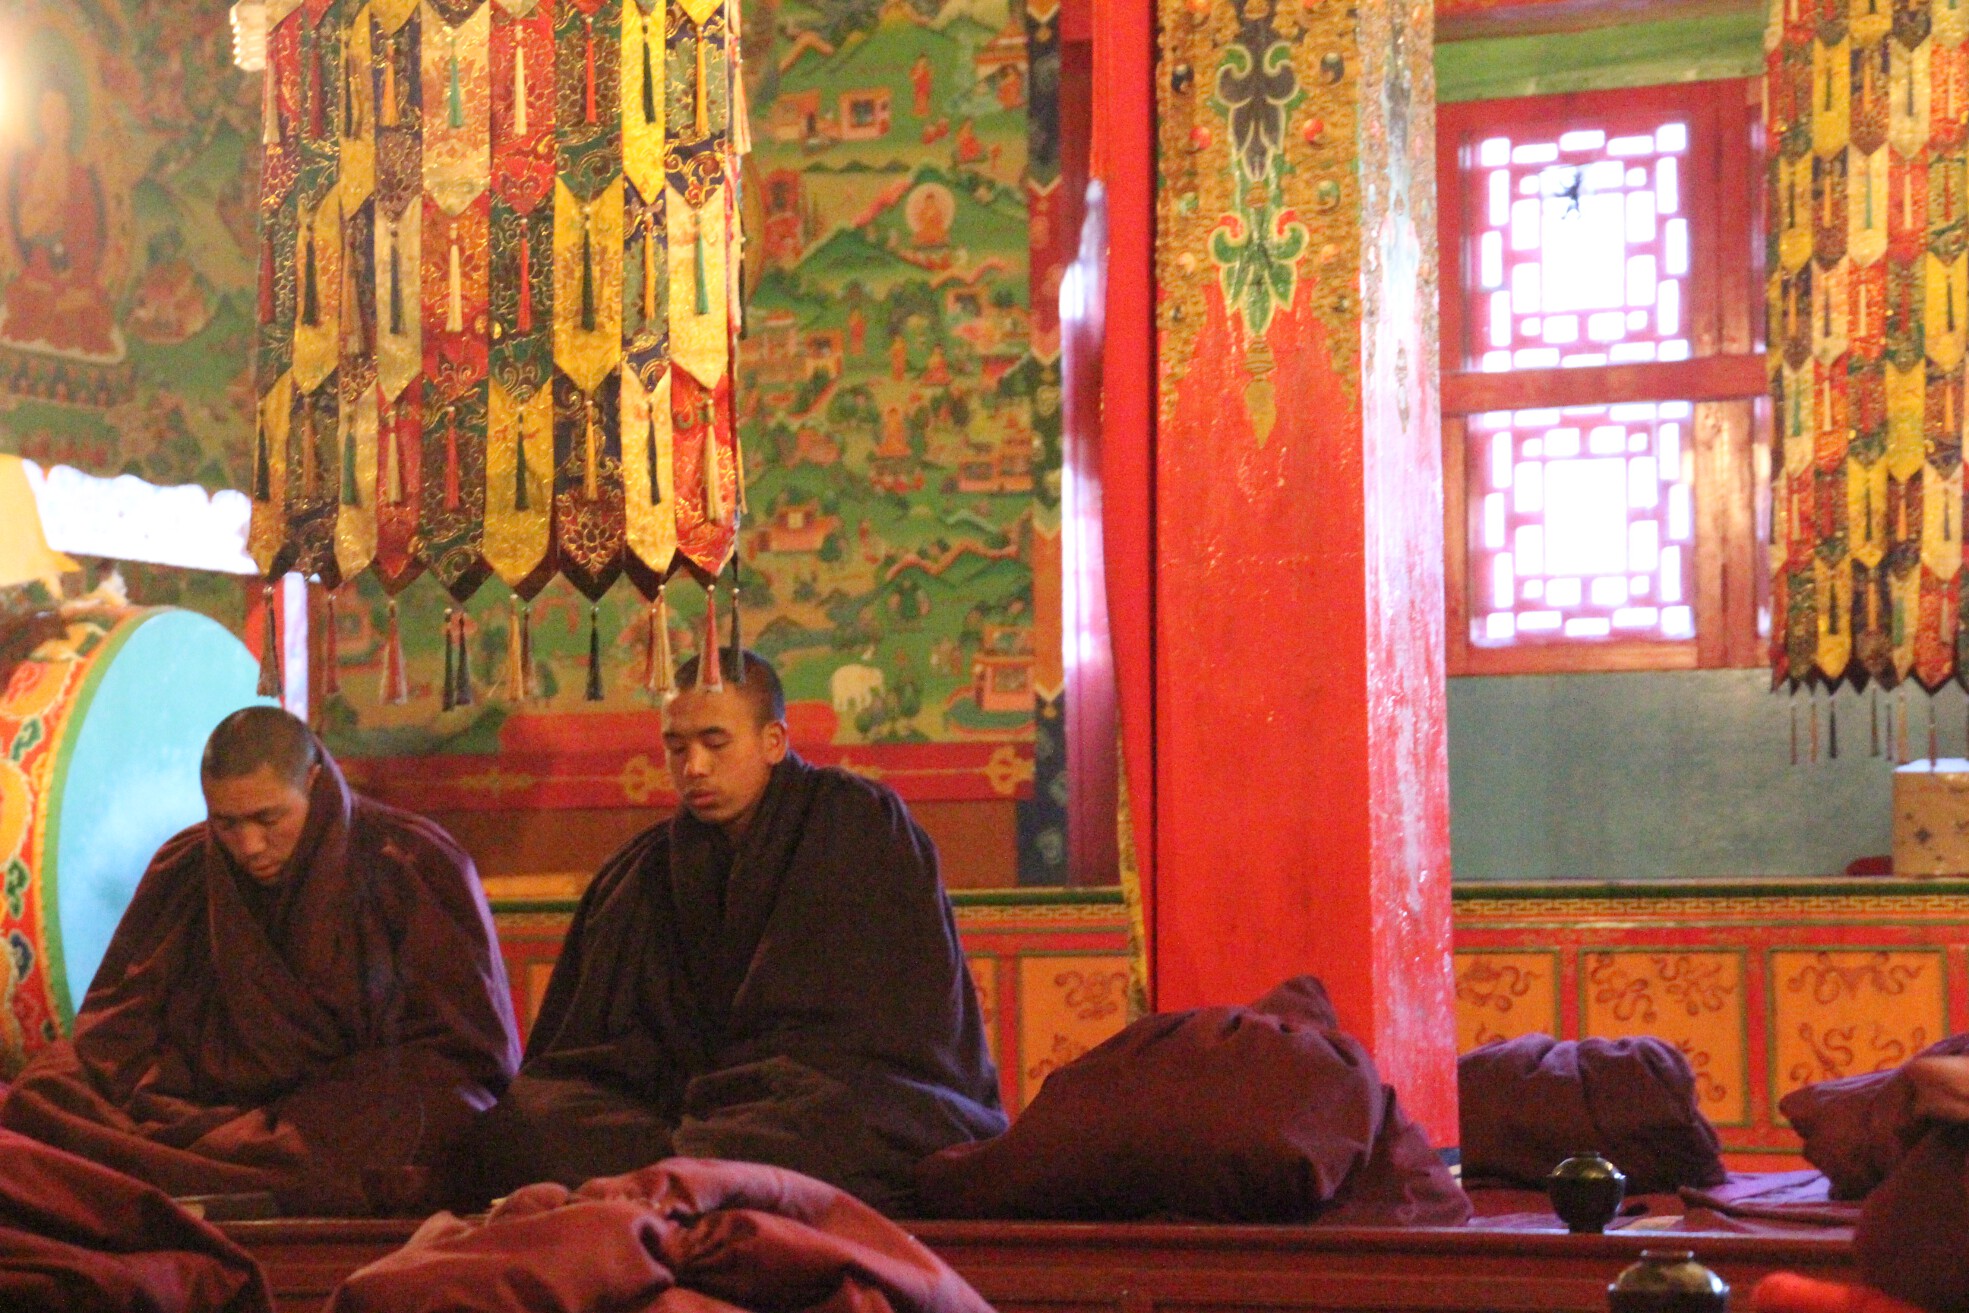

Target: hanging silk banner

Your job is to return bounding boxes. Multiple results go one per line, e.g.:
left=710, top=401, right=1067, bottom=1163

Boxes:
left=250, top=0, right=747, bottom=651
left=1767, top=0, right=1969, bottom=693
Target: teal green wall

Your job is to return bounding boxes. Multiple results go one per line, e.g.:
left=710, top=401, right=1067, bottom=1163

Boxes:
left=1446, top=672, right=1962, bottom=881
left=1436, top=9, right=1765, bottom=104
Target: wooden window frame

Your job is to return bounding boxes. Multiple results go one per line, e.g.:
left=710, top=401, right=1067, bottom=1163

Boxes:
left=1438, top=79, right=1768, bottom=677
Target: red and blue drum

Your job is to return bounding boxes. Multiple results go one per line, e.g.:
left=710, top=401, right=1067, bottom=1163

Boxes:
left=0, top=608, right=264, bottom=1075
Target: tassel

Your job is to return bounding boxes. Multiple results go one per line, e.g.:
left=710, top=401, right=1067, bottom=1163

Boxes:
left=728, top=560, right=744, bottom=683
left=514, top=412, right=531, bottom=510
left=262, top=58, right=280, bottom=144
left=693, top=226, right=709, bottom=315
left=447, top=235, right=463, bottom=332
left=583, top=397, right=600, bottom=500
left=253, top=422, right=272, bottom=500
left=342, top=417, right=360, bottom=506
left=520, top=599, right=534, bottom=698
left=580, top=210, right=596, bottom=331
left=257, top=584, right=283, bottom=698
left=302, top=225, right=319, bottom=325
left=1829, top=697, right=1839, bottom=759
left=584, top=15, right=597, bottom=124
left=702, top=399, right=724, bottom=522
left=508, top=595, right=528, bottom=701
left=381, top=36, right=398, bottom=126
left=698, top=587, right=723, bottom=691
left=586, top=604, right=605, bottom=701
left=647, top=406, right=662, bottom=503
left=448, top=30, right=464, bottom=128
left=258, top=232, right=275, bottom=323
left=1809, top=692, right=1820, bottom=764
left=1790, top=699, right=1799, bottom=766
left=514, top=44, right=529, bottom=136
left=301, top=400, right=319, bottom=495
left=1872, top=688, right=1882, bottom=756
left=382, top=392, right=405, bottom=504
left=342, top=233, right=366, bottom=353
left=322, top=589, right=341, bottom=696
left=517, top=232, right=533, bottom=331
left=642, top=24, right=658, bottom=123
left=650, top=587, right=676, bottom=697
left=694, top=19, right=708, bottom=136
left=444, top=407, right=461, bottom=510
left=455, top=610, right=475, bottom=707
left=642, top=223, right=656, bottom=326
left=442, top=607, right=458, bottom=711
left=388, top=223, right=403, bottom=334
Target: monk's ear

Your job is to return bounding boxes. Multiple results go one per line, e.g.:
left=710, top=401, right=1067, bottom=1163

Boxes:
left=761, top=719, right=789, bottom=763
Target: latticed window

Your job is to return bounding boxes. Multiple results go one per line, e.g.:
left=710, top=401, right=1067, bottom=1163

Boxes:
left=1438, top=82, right=1768, bottom=675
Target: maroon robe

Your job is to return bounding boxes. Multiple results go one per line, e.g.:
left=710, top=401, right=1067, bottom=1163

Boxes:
left=473, top=753, right=1004, bottom=1213
left=0, top=1124, right=270, bottom=1313
left=326, top=1157, right=995, bottom=1313
left=0, top=749, right=520, bottom=1215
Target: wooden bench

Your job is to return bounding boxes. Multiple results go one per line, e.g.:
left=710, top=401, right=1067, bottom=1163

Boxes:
left=223, top=1218, right=1859, bottom=1313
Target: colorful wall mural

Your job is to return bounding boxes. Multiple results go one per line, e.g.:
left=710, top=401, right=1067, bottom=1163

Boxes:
left=0, top=0, right=261, bottom=491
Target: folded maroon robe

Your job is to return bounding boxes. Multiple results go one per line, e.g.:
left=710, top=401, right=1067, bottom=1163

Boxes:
left=912, top=977, right=1471, bottom=1225
left=1458, top=1034, right=1726, bottom=1193
left=326, top=1156, right=994, bottom=1313
left=0, top=749, right=521, bottom=1215
left=0, top=1124, right=269, bottom=1313
left=1851, top=1058, right=1969, bottom=1313
left=1779, top=1032, right=1969, bottom=1199
left=474, top=754, right=1004, bottom=1213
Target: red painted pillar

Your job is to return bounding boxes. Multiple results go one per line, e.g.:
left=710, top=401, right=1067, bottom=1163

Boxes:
left=1135, top=0, right=1458, bottom=1141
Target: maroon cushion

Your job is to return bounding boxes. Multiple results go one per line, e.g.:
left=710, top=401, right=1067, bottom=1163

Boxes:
left=1457, top=1034, right=1725, bottom=1194
left=911, top=977, right=1469, bottom=1225
left=1855, top=1123, right=1969, bottom=1313
left=1779, top=1032, right=1969, bottom=1200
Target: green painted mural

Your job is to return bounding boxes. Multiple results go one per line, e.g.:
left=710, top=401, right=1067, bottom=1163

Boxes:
left=0, top=0, right=260, bottom=490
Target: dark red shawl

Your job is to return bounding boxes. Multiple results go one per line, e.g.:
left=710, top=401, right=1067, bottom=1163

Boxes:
left=0, top=749, right=520, bottom=1215
left=0, top=1123, right=269, bottom=1313
left=327, top=1157, right=995, bottom=1313
left=480, top=753, right=1004, bottom=1211
left=912, top=977, right=1471, bottom=1225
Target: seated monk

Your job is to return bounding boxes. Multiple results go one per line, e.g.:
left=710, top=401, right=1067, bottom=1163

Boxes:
left=471, top=650, right=1006, bottom=1213
left=0, top=707, right=520, bottom=1215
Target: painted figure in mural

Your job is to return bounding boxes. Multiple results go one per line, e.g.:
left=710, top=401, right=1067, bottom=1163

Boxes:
left=0, top=86, right=121, bottom=361
left=911, top=53, right=935, bottom=118
left=469, top=650, right=1006, bottom=1214
left=0, top=708, right=521, bottom=1215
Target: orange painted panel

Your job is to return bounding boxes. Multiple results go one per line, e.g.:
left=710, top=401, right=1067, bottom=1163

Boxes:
left=1453, top=951, right=1560, bottom=1051
left=1016, top=955, right=1132, bottom=1108
left=967, top=955, right=1000, bottom=1066
left=1769, top=949, right=1949, bottom=1109
left=1581, top=951, right=1749, bottom=1127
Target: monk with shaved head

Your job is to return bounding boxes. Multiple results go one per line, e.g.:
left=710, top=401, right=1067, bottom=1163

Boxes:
left=472, top=649, right=1005, bottom=1214
left=1, top=707, right=521, bottom=1214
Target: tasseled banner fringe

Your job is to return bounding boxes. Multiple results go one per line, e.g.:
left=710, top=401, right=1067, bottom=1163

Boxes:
left=1872, top=688, right=1882, bottom=757
left=1828, top=697, right=1839, bottom=760
left=388, top=224, right=404, bottom=335
left=448, top=31, right=464, bottom=128
left=586, top=604, right=605, bottom=701
left=693, top=229, right=709, bottom=316
left=649, top=586, right=676, bottom=699
left=580, top=212, right=597, bottom=331
left=698, top=587, right=723, bottom=691
left=647, top=408, right=662, bottom=504
left=322, top=588, right=341, bottom=696
left=514, top=412, right=531, bottom=510
left=728, top=562, right=744, bottom=684
left=1809, top=692, right=1819, bottom=765
left=442, top=607, right=458, bottom=711
left=381, top=598, right=410, bottom=704
left=642, top=27, right=658, bottom=123
left=454, top=609, right=475, bottom=707
left=302, top=226, right=319, bottom=325
left=341, top=417, right=360, bottom=506
left=256, top=584, right=283, bottom=699
left=1789, top=700, right=1799, bottom=767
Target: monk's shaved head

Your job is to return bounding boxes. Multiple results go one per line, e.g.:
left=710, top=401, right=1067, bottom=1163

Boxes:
left=673, top=649, right=786, bottom=727
left=201, top=706, right=319, bottom=787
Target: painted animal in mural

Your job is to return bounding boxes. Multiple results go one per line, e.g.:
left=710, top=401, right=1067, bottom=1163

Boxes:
left=830, top=662, right=886, bottom=715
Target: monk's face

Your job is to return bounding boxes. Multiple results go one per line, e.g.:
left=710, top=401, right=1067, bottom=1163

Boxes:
left=661, top=687, right=788, bottom=838
left=204, top=764, right=318, bottom=884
